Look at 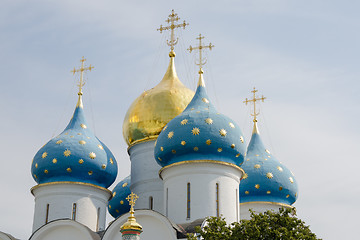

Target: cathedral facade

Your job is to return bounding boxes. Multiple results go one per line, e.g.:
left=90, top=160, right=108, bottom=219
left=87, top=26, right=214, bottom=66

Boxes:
left=0, top=10, right=298, bottom=240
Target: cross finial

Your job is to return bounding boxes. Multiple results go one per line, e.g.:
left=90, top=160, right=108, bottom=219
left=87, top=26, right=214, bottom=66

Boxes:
left=71, top=56, right=94, bottom=95
left=243, top=87, right=266, bottom=122
left=126, top=192, right=139, bottom=215
left=188, top=34, right=214, bottom=72
left=157, top=9, right=189, bottom=56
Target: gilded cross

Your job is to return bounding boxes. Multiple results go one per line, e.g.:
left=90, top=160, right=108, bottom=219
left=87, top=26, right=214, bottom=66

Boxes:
left=243, top=87, right=266, bottom=122
left=157, top=9, right=188, bottom=53
left=71, top=56, right=94, bottom=94
left=126, top=192, right=139, bottom=214
left=188, top=34, right=214, bottom=70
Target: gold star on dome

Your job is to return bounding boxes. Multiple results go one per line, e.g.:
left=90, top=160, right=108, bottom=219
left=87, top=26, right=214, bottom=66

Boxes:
left=116, top=210, right=119, bottom=213
left=158, top=157, right=162, bottom=161
left=279, top=186, right=283, bottom=191
left=172, top=149, right=176, bottom=154
left=79, top=159, right=84, bottom=164
left=113, top=192, right=116, bottom=197
left=35, top=163, right=38, bottom=168
left=181, top=119, right=188, bottom=125
left=206, top=139, right=212, bottom=145
left=267, top=191, right=271, bottom=194
left=44, top=169, right=48, bottom=174
left=120, top=200, right=124, bottom=204
left=67, top=168, right=72, bottom=172
left=64, top=150, right=71, bottom=157
left=286, top=194, right=290, bottom=198
left=168, top=131, right=174, bottom=139
left=245, top=191, right=249, bottom=194
left=240, top=136, right=244, bottom=143
left=79, top=140, right=86, bottom=145
left=217, top=148, right=222, bottom=152
left=56, top=140, right=63, bottom=144
left=266, top=172, right=273, bottom=179
left=110, top=158, right=114, bottom=164
left=80, top=124, right=87, bottom=129
left=219, top=129, right=227, bottom=137
left=160, top=147, right=164, bottom=151
left=243, top=173, right=248, bottom=179
left=255, top=184, right=260, bottom=189
left=52, top=158, right=57, bottom=164
left=181, top=141, right=186, bottom=145
left=229, top=122, right=235, bottom=128
left=265, top=149, right=271, bottom=154
left=236, top=153, right=240, bottom=157
left=231, top=144, right=235, bottom=149
left=88, top=171, right=93, bottom=175
left=194, top=147, right=199, bottom=151
left=205, top=118, right=213, bottom=124
left=42, top=152, right=48, bottom=159
left=202, top=98, right=209, bottom=103
left=89, top=152, right=96, bottom=159
left=123, top=182, right=128, bottom=187
left=289, top=177, right=294, bottom=183
left=101, top=164, right=106, bottom=169
left=98, top=145, right=104, bottom=150
left=109, top=205, right=111, bottom=209
left=254, top=164, right=261, bottom=169
left=192, top=127, right=200, bottom=135
left=277, top=166, right=283, bottom=172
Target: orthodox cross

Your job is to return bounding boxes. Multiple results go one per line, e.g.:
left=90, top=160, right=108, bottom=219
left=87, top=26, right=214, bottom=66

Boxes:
left=188, top=34, right=214, bottom=70
left=71, top=56, right=94, bottom=95
left=243, top=87, right=266, bottom=122
left=157, top=9, right=188, bottom=53
left=126, top=192, right=139, bottom=214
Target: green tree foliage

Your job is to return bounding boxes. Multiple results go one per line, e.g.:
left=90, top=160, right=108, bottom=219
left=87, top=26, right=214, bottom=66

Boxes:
left=187, top=208, right=321, bottom=240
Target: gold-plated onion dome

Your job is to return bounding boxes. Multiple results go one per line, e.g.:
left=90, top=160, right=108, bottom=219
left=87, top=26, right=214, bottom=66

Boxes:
left=123, top=53, right=194, bottom=146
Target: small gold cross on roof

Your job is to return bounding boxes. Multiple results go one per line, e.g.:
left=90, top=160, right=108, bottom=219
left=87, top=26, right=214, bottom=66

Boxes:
left=157, top=9, right=189, bottom=54
left=71, top=56, right=94, bottom=95
left=126, top=192, right=139, bottom=214
left=188, top=34, right=214, bottom=71
left=243, top=87, right=266, bottom=122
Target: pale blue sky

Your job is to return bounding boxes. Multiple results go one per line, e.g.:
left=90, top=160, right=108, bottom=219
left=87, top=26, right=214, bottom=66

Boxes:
left=0, top=1, right=359, bottom=239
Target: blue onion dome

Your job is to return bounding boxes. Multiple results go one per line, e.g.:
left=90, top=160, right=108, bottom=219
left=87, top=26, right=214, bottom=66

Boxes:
left=239, top=122, right=298, bottom=205
left=108, top=175, right=131, bottom=218
left=31, top=93, right=118, bottom=188
left=154, top=69, right=246, bottom=167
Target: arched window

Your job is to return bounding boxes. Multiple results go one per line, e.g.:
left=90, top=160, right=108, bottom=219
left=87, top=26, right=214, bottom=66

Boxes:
left=166, top=188, right=169, bottom=216
left=149, top=196, right=153, bottom=210
left=45, top=204, right=49, bottom=224
left=96, top=207, right=100, bottom=231
left=72, top=203, right=77, bottom=220
left=216, top=183, right=220, bottom=217
left=187, top=182, right=191, bottom=219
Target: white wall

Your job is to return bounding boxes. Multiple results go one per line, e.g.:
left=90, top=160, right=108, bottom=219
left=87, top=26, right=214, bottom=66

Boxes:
left=161, top=161, right=242, bottom=224
left=31, top=183, right=111, bottom=233
left=240, top=202, right=293, bottom=220
left=129, top=141, right=164, bottom=214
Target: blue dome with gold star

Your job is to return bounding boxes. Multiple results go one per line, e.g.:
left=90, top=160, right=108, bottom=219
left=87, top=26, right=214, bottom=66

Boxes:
left=31, top=94, right=118, bottom=188
left=155, top=70, right=246, bottom=167
left=239, top=122, right=298, bottom=205
left=108, top=175, right=131, bottom=218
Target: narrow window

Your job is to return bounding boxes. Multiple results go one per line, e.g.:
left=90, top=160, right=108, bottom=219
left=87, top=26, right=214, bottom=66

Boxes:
left=72, top=203, right=77, bottom=220
left=166, top=188, right=169, bottom=217
left=149, top=196, right=153, bottom=210
left=236, top=189, right=239, bottom=222
left=96, top=207, right=100, bottom=231
left=187, top=182, right=191, bottom=219
left=216, top=183, right=220, bottom=217
left=45, top=204, right=49, bottom=224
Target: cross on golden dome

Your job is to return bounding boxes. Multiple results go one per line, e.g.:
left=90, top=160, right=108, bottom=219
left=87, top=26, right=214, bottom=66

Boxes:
left=188, top=34, right=214, bottom=72
left=243, top=87, right=266, bottom=122
left=71, top=56, right=94, bottom=95
left=126, top=192, right=139, bottom=214
left=157, top=9, right=188, bottom=55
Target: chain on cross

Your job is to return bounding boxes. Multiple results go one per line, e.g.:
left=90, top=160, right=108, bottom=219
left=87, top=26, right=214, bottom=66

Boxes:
left=157, top=9, right=189, bottom=53
left=126, top=192, right=139, bottom=213
left=188, top=34, right=214, bottom=71
left=71, top=56, right=94, bottom=95
left=243, top=87, right=266, bottom=122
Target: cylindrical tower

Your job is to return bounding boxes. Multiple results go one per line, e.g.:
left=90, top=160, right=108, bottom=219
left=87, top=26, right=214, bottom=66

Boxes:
left=31, top=58, right=118, bottom=232
left=155, top=69, right=247, bottom=224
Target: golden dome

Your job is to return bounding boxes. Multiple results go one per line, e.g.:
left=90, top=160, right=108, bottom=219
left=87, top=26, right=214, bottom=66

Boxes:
left=123, top=53, right=194, bottom=146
